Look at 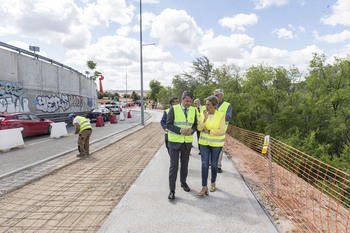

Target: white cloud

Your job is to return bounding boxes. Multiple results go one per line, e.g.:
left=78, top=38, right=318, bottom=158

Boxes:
left=64, top=35, right=174, bottom=90
left=272, top=28, right=294, bottom=39
left=272, top=25, right=305, bottom=39
left=219, top=14, right=258, bottom=32
left=199, top=32, right=254, bottom=62
left=150, top=8, right=204, bottom=51
left=314, top=30, right=350, bottom=44
left=117, top=26, right=131, bottom=36
left=253, top=0, right=288, bottom=9
left=82, top=0, right=135, bottom=27
left=321, top=0, right=350, bottom=26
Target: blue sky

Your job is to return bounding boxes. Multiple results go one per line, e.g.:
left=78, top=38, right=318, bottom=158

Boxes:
left=1, top=0, right=349, bottom=90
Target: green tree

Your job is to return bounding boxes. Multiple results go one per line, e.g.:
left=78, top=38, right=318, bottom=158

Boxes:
left=149, top=80, right=162, bottom=101
left=131, top=91, right=140, bottom=101
left=86, top=60, right=101, bottom=81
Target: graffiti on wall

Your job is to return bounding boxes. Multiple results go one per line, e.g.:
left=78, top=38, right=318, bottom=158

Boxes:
left=0, top=81, right=29, bottom=113
left=35, top=94, right=82, bottom=113
left=0, top=81, right=23, bottom=97
left=0, top=97, right=30, bottom=113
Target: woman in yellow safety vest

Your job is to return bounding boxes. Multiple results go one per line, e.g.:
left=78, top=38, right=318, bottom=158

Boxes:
left=197, top=95, right=225, bottom=196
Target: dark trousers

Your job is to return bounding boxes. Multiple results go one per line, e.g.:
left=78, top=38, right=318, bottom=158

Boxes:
left=169, top=143, right=190, bottom=191
left=196, top=130, right=200, bottom=149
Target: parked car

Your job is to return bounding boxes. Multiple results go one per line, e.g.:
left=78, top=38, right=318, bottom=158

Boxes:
left=108, top=106, right=121, bottom=115
left=0, top=112, right=54, bottom=137
left=104, top=101, right=118, bottom=109
left=86, top=108, right=111, bottom=122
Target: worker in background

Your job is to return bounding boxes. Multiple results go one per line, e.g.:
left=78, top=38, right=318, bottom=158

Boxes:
left=214, top=89, right=232, bottom=173
left=193, top=98, right=206, bottom=155
left=160, top=97, right=180, bottom=154
left=68, top=113, right=93, bottom=158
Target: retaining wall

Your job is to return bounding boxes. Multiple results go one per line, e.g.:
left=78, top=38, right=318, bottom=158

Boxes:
left=0, top=47, right=98, bottom=114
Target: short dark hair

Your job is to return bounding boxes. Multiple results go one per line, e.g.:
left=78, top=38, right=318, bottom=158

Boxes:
left=170, top=97, right=179, bottom=105
left=182, top=91, right=194, bottom=100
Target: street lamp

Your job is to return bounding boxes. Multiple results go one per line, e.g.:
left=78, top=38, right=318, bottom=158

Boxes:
left=140, top=0, right=145, bottom=126
left=140, top=0, right=156, bottom=126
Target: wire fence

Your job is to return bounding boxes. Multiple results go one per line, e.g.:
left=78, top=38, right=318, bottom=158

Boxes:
left=226, top=125, right=350, bottom=233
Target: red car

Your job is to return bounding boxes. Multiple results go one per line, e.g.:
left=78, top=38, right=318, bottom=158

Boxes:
left=0, top=113, right=54, bottom=137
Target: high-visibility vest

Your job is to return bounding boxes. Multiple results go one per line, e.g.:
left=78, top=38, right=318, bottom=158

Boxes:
left=168, top=104, right=196, bottom=143
left=195, top=105, right=206, bottom=122
left=217, top=101, right=230, bottom=131
left=164, top=108, right=170, bottom=134
left=75, top=116, right=92, bottom=133
left=199, top=110, right=225, bottom=147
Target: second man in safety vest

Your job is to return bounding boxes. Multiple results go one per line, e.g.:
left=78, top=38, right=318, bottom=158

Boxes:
left=214, top=89, right=232, bottom=173
left=166, top=91, right=197, bottom=200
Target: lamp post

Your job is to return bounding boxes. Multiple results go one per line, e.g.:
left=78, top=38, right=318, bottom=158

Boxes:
left=139, top=0, right=156, bottom=126
left=139, top=0, right=145, bottom=126
left=125, top=67, right=128, bottom=104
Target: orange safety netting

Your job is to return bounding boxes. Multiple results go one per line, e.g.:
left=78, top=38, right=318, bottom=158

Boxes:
left=226, top=125, right=350, bottom=233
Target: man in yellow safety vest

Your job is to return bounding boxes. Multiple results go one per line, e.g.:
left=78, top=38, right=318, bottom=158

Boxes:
left=69, top=113, right=93, bottom=158
left=160, top=97, right=179, bottom=153
left=166, top=91, right=197, bottom=200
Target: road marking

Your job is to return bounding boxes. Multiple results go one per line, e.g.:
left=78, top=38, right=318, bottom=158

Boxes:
left=26, top=133, right=75, bottom=146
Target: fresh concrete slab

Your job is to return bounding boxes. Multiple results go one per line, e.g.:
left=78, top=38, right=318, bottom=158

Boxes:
left=98, top=138, right=279, bottom=233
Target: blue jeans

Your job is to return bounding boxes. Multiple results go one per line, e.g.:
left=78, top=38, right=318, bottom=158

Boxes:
left=200, top=145, right=223, bottom=186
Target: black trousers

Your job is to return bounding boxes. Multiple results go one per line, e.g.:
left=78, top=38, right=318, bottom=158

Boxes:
left=168, top=143, right=190, bottom=191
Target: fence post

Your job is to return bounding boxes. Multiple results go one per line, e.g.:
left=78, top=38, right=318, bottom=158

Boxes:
left=262, top=135, right=274, bottom=195
left=268, top=142, right=274, bottom=195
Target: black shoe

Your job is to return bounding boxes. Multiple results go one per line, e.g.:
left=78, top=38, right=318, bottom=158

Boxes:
left=168, top=190, right=175, bottom=200
left=77, top=154, right=85, bottom=157
left=218, top=168, right=222, bottom=173
left=181, top=183, right=190, bottom=192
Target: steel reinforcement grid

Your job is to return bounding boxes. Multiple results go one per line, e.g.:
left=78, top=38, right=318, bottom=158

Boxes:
left=226, top=125, right=349, bottom=233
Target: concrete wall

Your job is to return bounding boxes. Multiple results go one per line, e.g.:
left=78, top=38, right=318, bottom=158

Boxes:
left=0, top=47, right=98, bottom=114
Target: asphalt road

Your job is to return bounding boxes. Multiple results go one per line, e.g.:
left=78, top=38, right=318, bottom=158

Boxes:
left=0, top=109, right=147, bottom=177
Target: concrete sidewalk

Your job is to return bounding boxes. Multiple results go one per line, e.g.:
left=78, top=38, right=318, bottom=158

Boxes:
left=98, top=135, right=279, bottom=233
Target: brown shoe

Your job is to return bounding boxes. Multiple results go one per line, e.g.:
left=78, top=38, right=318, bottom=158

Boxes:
left=197, top=187, right=209, bottom=196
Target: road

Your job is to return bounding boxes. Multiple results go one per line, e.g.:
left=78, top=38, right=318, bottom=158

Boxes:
left=0, top=109, right=148, bottom=177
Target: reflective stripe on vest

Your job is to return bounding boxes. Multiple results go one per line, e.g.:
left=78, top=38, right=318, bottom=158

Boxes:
left=217, top=101, right=230, bottom=131
left=76, top=116, right=92, bottom=133
left=198, top=110, right=225, bottom=147
left=164, top=108, right=170, bottom=134
left=168, top=104, right=195, bottom=143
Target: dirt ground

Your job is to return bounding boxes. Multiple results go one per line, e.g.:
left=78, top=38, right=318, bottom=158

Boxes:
left=0, top=123, right=164, bottom=233
left=225, top=134, right=300, bottom=233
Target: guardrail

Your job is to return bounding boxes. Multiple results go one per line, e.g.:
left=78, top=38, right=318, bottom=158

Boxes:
left=37, top=111, right=90, bottom=123
left=226, top=125, right=349, bottom=233
left=0, top=41, right=84, bottom=75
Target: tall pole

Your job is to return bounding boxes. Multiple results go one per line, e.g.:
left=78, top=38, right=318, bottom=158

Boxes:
left=125, top=67, right=127, bottom=103
left=139, top=0, right=145, bottom=126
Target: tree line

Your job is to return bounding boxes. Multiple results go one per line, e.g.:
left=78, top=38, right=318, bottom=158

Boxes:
left=152, top=54, right=350, bottom=173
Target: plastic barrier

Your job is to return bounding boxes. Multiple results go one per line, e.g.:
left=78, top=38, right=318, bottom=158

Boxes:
left=0, top=127, right=24, bottom=152
left=50, top=122, right=68, bottom=139
left=127, top=110, right=131, bottom=118
left=96, top=116, right=105, bottom=127
left=110, top=114, right=117, bottom=124
left=119, top=111, right=125, bottom=121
